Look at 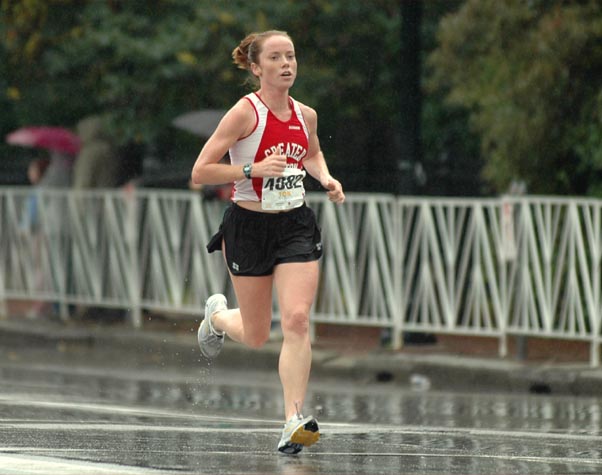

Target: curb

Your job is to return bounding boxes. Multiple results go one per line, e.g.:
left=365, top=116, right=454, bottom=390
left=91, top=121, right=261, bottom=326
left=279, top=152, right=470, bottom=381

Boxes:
left=1, top=318, right=602, bottom=397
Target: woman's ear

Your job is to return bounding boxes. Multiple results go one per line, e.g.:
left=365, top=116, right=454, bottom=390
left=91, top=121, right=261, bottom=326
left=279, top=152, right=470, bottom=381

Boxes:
left=250, top=62, right=261, bottom=78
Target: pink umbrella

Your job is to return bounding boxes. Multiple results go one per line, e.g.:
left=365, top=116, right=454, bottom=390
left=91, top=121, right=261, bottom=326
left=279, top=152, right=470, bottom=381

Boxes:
left=6, top=126, right=81, bottom=156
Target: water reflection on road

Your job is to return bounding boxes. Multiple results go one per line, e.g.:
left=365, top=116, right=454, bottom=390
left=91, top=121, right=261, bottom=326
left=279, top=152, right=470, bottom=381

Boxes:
left=1, top=352, right=602, bottom=474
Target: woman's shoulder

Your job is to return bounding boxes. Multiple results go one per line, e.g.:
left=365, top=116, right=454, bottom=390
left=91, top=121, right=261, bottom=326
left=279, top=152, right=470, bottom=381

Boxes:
left=294, top=99, right=318, bottom=128
left=213, top=97, right=257, bottom=140
left=232, top=95, right=258, bottom=113
left=223, top=97, right=257, bottom=124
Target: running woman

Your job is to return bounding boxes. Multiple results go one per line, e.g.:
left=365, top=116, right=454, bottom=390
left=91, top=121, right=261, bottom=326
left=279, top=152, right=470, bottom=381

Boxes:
left=191, top=30, right=345, bottom=454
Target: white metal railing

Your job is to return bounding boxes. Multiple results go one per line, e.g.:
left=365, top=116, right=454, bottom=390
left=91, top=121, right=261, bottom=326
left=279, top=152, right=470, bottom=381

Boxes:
left=1, top=187, right=601, bottom=365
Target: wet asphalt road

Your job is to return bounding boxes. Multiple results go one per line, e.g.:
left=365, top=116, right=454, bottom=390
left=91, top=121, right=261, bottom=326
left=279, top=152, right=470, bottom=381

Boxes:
left=1, top=343, right=602, bottom=474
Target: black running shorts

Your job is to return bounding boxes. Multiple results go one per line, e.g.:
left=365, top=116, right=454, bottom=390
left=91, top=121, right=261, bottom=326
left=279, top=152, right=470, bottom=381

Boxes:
left=206, top=202, right=323, bottom=276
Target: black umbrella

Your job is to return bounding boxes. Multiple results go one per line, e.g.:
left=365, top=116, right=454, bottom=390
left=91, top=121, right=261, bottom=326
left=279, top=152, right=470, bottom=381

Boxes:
left=171, top=109, right=226, bottom=138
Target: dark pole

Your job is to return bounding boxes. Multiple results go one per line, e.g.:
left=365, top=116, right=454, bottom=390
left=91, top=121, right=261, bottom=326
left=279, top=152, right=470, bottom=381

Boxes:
left=399, top=0, right=423, bottom=195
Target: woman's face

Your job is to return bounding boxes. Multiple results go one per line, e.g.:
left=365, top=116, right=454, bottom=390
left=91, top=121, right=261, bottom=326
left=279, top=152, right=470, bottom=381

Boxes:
left=252, top=35, right=297, bottom=90
left=27, top=160, right=43, bottom=184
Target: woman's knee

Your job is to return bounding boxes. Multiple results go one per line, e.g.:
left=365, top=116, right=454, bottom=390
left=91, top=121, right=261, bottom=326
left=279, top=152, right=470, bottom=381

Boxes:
left=245, top=331, right=270, bottom=349
left=280, top=309, right=310, bottom=337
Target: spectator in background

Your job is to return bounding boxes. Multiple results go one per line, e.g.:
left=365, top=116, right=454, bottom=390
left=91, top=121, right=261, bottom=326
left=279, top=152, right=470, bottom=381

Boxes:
left=72, top=115, right=124, bottom=322
left=27, top=157, right=50, bottom=187
left=35, top=150, right=74, bottom=188
left=8, top=126, right=76, bottom=318
left=74, top=115, right=120, bottom=189
left=36, top=150, right=75, bottom=318
left=21, top=157, right=52, bottom=318
left=22, top=157, right=50, bottom=232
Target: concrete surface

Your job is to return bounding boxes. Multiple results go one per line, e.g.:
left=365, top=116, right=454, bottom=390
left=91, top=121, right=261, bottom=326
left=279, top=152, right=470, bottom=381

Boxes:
left=0, top=314, right=601, bottom=398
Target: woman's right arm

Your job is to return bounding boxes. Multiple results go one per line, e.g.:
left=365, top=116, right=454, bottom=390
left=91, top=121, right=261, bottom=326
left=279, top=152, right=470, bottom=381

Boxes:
left=190, top=100, right=254, bottom=186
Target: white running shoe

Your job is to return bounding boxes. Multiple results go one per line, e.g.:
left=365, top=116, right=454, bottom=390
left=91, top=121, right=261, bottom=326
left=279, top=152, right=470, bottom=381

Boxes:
left=197, top=294, right=227, bottom=359
left=277, top=414, right=320, bottom=454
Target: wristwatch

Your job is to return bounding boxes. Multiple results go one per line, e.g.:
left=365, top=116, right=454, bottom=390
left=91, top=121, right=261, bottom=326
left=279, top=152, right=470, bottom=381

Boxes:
left=243, top=163, right=252, bottom=179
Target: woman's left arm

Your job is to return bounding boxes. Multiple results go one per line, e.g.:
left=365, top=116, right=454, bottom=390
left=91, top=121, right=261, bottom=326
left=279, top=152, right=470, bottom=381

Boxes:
left=301, top=105, right=345, bottom=204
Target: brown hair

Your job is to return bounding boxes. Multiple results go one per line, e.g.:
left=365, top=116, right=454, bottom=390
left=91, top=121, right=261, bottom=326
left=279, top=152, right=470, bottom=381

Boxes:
left=232, top=30, right=292, bottom=71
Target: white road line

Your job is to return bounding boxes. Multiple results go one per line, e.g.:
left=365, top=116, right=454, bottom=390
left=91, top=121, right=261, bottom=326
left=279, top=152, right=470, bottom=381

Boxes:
left=3, top=419, right=602, bottom=445
left=0, top=449, right=602, bottom=475
left=0, top=395, right=281, bottom=424
left=321, top=423, right=602, bottom=442
left=310, top=452, right=602, bottom=466
left=3, top=449, right=601, bottom=469
left=0, top=454, right=178, bottom=475
left=0, top=423, right=279, bottom=433
left=3, top=395, right=602, bottom=446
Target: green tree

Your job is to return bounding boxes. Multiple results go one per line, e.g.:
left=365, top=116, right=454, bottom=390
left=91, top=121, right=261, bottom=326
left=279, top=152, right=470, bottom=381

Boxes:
left=427, top=0, right=602, bottom=196
left=421, top=0, right=482, bottom=196
left=2, top=0, right=477, bottom=192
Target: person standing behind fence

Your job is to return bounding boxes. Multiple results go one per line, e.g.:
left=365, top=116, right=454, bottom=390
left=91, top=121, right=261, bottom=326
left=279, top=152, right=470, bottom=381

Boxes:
left=21, top=157, right=51, bottom=318
left=22, top=157, right=50, bottom=232
left=74, top=115, right=121, bottom=189
left=191, top=30, right=345, bottom=454
left=72, top=115, right=124, bottom=321
left=24, top=150, right=73, bottom=318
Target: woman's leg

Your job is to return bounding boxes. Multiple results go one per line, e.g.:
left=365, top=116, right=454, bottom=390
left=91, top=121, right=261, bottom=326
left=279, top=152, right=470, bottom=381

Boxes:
left=212, top=272, right=274, bottom=349
left=273, top=261, right=319, bottom=420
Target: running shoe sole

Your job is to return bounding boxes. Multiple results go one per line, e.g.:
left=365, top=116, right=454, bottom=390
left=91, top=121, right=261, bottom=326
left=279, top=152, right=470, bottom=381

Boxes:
left=278, top=417, right=320, bottom=454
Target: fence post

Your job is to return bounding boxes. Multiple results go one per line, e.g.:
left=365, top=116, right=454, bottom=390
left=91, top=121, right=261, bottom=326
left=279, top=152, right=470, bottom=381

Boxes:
left=124, top=186, right=141, bottom=328
left=0, top=260, right=6, bottom=319
left=392, top=196, right=404, bottom=350
left=498, top=196, right=517, bottom=358
left=0, top=190, right=6, bottom=318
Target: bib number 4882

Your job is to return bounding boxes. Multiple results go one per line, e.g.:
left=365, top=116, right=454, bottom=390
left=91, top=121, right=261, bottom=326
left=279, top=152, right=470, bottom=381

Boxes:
left=263, top=173, right=304, bottom=191
left=261, top=168, right=306, bottom=210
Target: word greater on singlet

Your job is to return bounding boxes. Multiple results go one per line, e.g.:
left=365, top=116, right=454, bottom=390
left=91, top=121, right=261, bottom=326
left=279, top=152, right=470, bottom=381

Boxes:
left=229, top=92, right=309, bottom=211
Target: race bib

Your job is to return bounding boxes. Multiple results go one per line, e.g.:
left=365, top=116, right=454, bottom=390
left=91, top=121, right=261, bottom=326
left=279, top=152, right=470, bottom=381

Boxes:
left=261, top=167, right=306, bottom=211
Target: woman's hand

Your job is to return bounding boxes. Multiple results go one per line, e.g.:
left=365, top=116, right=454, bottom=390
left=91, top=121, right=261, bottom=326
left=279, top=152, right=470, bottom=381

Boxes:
left=321, top=176, right=345, bottom=204
left=253, top=152, right=287, bottom=177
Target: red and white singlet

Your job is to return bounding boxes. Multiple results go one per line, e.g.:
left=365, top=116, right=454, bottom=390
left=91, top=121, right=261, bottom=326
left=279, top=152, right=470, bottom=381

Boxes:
left=229, top=92, right=309, bottom=210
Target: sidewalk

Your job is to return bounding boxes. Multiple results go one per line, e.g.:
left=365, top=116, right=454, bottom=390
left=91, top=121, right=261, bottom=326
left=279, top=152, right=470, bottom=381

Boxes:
left=1, top=313, right=601, bottom=397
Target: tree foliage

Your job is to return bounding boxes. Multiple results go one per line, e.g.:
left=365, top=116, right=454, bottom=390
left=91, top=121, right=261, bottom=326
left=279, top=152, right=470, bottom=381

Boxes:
left=2, top=0, right=475, bottom=193
left=2, top=0, right=406, bottom=187
left=427, top=0, right=602, bottom=196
